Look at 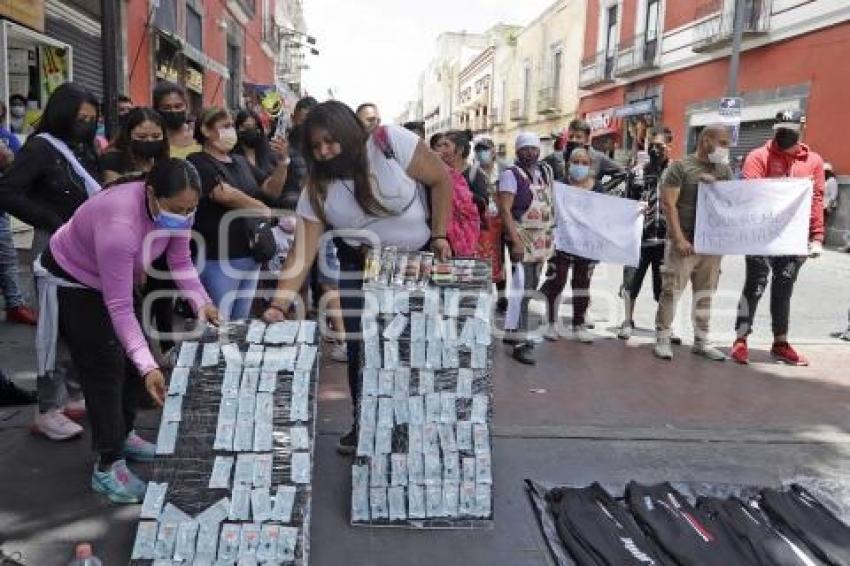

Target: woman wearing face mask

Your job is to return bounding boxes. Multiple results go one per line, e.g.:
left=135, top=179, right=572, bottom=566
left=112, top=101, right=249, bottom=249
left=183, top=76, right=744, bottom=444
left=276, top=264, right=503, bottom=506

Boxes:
left=233, top=109, right=289, bottom=189
left=540, top=148, right=598, bottom=344
left=261, top=100, right=453, bottom=455
left=498, top=132, right=555, bottom=365
left=152, top=81, right=199, bottom=160
left=39, top=159, right=218, bottom=502
left=0, top=82, right=102, bottom=441
left=432, top=130, right=481, bottom=256
left=101, top=107, right=170, bottom=184
left=8, top=94, right=29, bottom=135
left=187, top=107, right=276, bottom=320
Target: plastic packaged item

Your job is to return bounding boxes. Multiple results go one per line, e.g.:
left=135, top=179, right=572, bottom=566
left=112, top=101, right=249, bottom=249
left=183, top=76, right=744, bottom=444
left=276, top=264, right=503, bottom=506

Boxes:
left=251, top=487, right=272, bottom=522
left=462, top=458, right=476, bottom=484
left=380, top=288, right=395, bottom=314
left=383, top=340, right=399, bottom=369
left=246, top=320, right=267, bottom=343
left=290, top=371, right=310, bottom=422
left=155, top=420, right=179, bottom=455
left=472, top=344, right=487, bottom=369
left=271, top=485, right=297, bottom=523
left=173, top=521, right=198, bottom=563
left=297, top=320, right=317, bottom=343
left=209, top=456, right=234, bottom=489
left=196, top=497, right=231, bottom=526
left=378, top=370, right=395, bottom=398
left=68, top=543, right=103, bottom=566
left=444, top=288, right=460, bottom=318
left=253, top=453, right=273, bottom=488
left=374, top=426, right=392, bottom=455
left=408, top=483, right=426, bottom=519
left=161, top=394, right=183, bottom=422
left=362, top=368, right=378, bottom=396
left=175, top=341, right=198, bottom=367
left=290, top=426, right=310, bottom=451
left=475, top=483, right=492, bottom=518
left=221, top=366, right=241, bottom=397
left=257, top=524, right=281, bottom=562
left=423, top=423, right=440, bottom=455
left=130, top=521, right=158, bottom=560
left=408, top=424, right=423, bottom=454
left=359, top=395, right=378, bottom=429
left=213, top=421, right=234, bottom=451
left=475, top=318, right=492, bottom=345
left=405, top=252, right=422, bottom=288
left=222, top=343, right=243, bottom=367
left=193, top=521, right=220, bottom=562
left=257, top=371, right=277, bottom=393
left=424, top=451, right=442, bottom=486
left=393, top=395, right=409, bottom=425
left=291, top=451, right=311, bottom=484
left=140, top=482, right=168, bottom=519
left=351, top=465, right=370, bottom=522
left=418, top=370, right=434, bottom=395
left=426, top=484, right=444, bottom=517
left=154, top=521, right=178, bottom=559
left=394, top=368, right=410, bottom=397
left=456, top=369, right=473, bottom=398
left=234, top=454, right=256, bottom=486
left=365, top=340, right=382, bottom=368
left=408, top=396, right=424, bottom=426
left=296, top=345, right=317, bottom=370
left=425, top=393, right=441, bottom=423
left=392, top=253, right=408, bottom=287
left=438, top=423, right=458, bottom=454
left=459, top=481, right=476, bottom=516
left=440, top=393, right=457, bottom=424
left=244, top=344, right=265, bottom=368
left=363, top=248, right=382, bottom=284
left=443, top=480, right=460, bottom=518
left=390, top=453, right=408, bottom=486
left=388, top=486, right=407, bottom=521
left=456, top=421, right=473, bottom=452
left=443, top=450, right=460, bottom=482
left=240, top=368, right=260, bottom=393
left=426, top=339, right=442, bottom=370
left=473, top=423, right=490, bottom=455
left=475, top=452, right=493, bottom=485
left=201, top=342, right=220, bottom=367
left=229, top=485, right=251, bottom=520
left=238, top=523, right=261, bottom=559
left=370, top=454, right=388, bottom=487
left=262, top=322, right=287, bottom=345
left=393, top=289, right=410, bottom=314
left=423, top=288, right=440, bottom=316
left=459, top=317, right=476, bottom=347
left=377, top=397, right=394, bottom=427
left=233, top=417, right=254, bottom=452
left=167, top=367, right=189, bottom=396
left=278, top=527, right=299, bottom=561
left=407, top=451, right=424, bottom=485
left=426, top=315, right=443, bottom=341
left=410, top=341, right=426, bottom=369
left=442, top=342, right=460, bottom=368
left=471, top=394, right=488, bottom=424
left=370, top=487, right=389, bottom=520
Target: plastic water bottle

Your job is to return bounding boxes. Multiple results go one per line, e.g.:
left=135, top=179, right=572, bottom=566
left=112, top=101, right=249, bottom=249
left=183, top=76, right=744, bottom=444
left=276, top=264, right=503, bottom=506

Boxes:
left=67, top=543, right=102, bottom=566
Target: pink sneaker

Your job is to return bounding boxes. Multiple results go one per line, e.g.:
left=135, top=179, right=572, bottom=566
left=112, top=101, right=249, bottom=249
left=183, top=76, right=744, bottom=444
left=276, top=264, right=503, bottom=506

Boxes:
left=32, top=409, right=84, bottom=441
left=771, top=342, right=809, bottom=366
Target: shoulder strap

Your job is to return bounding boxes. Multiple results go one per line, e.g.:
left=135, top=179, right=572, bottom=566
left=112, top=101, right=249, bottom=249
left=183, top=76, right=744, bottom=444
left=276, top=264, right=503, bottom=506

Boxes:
left=372, top=125, right=395, bottom=160
left=538, top=161, right=553, bottom=186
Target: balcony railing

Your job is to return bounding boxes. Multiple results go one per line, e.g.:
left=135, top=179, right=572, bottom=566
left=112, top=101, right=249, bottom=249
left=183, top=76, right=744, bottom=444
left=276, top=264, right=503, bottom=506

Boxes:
left=693, top=0, right=772, bottom=52
left=537, top=86, right=561, bottom=114
left=616, top=32, right=660, bottom=76
left=509, top=99, right=527, bottom=122
left=490, top=107, right=503, bottom=126
left=579, top=50, right=616, bottom=88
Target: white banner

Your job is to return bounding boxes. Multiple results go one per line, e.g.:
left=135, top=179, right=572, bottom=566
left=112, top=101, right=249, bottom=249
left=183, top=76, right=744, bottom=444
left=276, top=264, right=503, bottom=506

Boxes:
left=552, top=182, right=643, bottom=267
left=694, top=178, right=812, bottom=256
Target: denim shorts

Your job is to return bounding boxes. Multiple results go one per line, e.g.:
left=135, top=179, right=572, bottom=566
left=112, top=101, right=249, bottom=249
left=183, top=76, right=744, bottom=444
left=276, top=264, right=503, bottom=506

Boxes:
left=316, top=239, right=341, bottom=287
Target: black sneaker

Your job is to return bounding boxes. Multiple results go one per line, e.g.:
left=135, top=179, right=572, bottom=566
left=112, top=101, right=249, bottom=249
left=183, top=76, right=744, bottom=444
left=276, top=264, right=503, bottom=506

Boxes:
left=496, top=297, right=508, bottom=313
left=336, top=427, right=357, bottom=456
left=670, top=333, right=683, bottom=345
left=512, top=344, right=536, bottom=365
left=0, top=375, right=37, bottom=406
left=502, top=333, right=522, bottom=346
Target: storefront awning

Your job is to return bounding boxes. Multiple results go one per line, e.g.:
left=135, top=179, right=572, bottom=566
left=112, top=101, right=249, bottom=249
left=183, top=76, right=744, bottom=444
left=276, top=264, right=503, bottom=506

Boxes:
left=614, top=99, right=655, bottom=118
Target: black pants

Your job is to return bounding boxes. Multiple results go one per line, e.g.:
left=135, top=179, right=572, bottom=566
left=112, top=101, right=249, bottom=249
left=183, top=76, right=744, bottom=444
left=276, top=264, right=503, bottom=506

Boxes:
left=627, top=243, right=664, bottom=303
left=335, top=244, right=365, bottom=421
left=540, top=252, right=593, bottom=326
left=143, top=255, right=175, bottom=352
left=734, top=255, right=805, bottom=338
left=58, top=286, right=141, bottom=464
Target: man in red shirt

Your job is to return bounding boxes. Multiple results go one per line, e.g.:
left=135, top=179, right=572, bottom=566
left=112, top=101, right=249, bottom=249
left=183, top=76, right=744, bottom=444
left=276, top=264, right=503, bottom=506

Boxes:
left=731, top=110, right=825, bottom=365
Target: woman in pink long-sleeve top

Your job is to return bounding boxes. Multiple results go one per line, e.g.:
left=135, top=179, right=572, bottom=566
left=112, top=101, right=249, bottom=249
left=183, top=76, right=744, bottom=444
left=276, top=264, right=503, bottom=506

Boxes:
left=40, top=158, right=219, bottom=503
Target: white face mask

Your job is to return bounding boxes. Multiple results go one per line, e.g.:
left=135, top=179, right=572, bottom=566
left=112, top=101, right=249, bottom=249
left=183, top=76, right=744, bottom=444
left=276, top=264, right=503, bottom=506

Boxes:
left=215, top=127, right=238, bottom=152
left=708, top=146, right=730, bottom=165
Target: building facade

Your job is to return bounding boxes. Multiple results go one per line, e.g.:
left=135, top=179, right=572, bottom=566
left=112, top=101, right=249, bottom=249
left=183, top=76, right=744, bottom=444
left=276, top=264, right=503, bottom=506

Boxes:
left=124, top=0, right=277, bottom=113
left=578, top=0, right=850, bottom=167
left=493, top=0, right=587, bottom=156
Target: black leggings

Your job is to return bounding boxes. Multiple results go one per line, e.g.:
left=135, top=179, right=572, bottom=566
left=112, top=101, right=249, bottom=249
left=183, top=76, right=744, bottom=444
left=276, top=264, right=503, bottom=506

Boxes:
left=335, top=244, right=365, bottom=421
left=58, top=286, right=141, bottom=464
left=626, top=243, right=664, bottom=304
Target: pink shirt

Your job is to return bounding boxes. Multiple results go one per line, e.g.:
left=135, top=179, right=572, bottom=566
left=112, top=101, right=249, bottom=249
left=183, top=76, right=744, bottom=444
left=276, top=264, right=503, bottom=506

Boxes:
left=49, top=181, right=211, bottom=376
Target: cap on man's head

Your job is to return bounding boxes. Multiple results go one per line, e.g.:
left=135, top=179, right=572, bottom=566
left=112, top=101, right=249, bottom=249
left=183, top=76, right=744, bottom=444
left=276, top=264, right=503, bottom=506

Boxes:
left=515, top=132, right=541, bottom=151
left=774, top=109, right=805, bottom=131
left=474, top=138, right=494, bottom=151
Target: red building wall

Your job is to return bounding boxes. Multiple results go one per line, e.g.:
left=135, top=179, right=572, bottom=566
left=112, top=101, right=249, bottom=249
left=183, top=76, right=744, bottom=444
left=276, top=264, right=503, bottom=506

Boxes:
left=620, top=0, right=637, bottom=45
left=125, top=0, right=153, bottom=106
left=583, top=0, right=600, bottom=60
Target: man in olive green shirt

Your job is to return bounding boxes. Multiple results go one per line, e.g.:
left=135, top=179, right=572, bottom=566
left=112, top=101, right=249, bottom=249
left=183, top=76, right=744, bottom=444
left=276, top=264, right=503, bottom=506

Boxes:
left=654, top=125, right=734, bottom=361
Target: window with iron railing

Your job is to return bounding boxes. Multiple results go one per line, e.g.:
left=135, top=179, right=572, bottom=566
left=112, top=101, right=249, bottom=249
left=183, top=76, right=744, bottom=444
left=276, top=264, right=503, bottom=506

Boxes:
left=186, top=5, right=202, bottom=51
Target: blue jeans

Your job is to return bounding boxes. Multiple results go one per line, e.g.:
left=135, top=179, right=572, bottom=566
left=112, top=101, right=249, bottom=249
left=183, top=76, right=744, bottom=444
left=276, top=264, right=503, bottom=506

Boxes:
left=0, top=213, right=24, bottom=309
left=199, top=257, right=260, bottom=320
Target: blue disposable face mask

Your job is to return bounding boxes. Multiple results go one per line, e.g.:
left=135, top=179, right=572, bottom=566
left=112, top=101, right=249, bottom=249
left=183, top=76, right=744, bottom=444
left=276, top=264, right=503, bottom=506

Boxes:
left=155, top=208, right=195, bottom=230
left=476, top=150, right=493, bottom=165
left=569, top=163, right=591, bottom=181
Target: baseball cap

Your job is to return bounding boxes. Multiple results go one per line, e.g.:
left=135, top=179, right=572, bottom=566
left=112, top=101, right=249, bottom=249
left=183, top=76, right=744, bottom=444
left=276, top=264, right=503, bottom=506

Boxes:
left=774, top=109, right=805, bottom=131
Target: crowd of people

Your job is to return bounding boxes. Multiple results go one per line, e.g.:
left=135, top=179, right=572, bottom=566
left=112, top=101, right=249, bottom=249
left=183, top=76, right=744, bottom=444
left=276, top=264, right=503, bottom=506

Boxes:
left=0, top=79, right=844, bottom=503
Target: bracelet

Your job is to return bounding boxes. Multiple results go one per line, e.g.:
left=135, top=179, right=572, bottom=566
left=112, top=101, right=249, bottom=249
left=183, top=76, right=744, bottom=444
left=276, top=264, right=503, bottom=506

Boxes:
left=430, top=235, right=448, bottom=242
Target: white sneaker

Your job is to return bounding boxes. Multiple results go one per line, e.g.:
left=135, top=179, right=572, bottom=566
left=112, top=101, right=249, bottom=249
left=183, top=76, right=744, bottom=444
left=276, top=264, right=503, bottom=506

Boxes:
left=544, top=324, right=560, bottom=342
left=530, top=333, right=544, bottom=345
left=63, top=397, right=87, bottom=421
left=617, top=321, right=633, bottom=340
left=692, top=341, right=727, bottom=362
left=32, top=409, right=84, bottom=441
left=329, top=341, right=348, bottom=363
left=574, top=325, right=595, bottom=343
left=654, top=334, right=673, bottom=360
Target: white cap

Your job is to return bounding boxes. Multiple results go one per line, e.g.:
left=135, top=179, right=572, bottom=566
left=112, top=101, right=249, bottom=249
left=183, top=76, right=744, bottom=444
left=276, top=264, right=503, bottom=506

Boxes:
left=515, top=132, right=541, bottom=151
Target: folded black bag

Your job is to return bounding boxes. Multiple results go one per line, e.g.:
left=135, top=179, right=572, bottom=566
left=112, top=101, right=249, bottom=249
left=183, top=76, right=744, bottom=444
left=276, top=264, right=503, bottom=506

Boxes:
left=761, top=485, right=850, bottom=566
left=698, top=496, right=826, bottom=566
left=547, top=482, right=672, bottom=565
left=626, top=482, right=759, bottom=566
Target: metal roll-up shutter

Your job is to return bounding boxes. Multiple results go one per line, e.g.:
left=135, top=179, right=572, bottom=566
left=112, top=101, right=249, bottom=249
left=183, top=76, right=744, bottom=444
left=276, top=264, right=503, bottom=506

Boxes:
left=45, top=1, right=102, bottom=100
left=733, top=119, right=774, bottom=163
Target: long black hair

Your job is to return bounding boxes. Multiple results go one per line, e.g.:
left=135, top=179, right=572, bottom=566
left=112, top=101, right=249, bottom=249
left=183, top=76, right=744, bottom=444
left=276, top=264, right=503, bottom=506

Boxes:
left=108, top=107, right=170, bottom=163
left=233, top=109, right=277, bottom=175
left=35, top=82, right=100, bottom=144
left=302, top=100, right=388, bottom=220
left=434, top=129, right=473, bottom=159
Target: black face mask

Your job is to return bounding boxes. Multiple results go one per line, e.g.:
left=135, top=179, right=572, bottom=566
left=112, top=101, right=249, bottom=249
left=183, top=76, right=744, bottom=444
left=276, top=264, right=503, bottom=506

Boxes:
left=774, top=128, right=799, bottom=150
left=71, top=119, right=97, bottom=143
left=160, top=110, right=187, bottom=130
left=117, top=113, right=130, bottom=130
left=648, top=144, right=666, bottom=163
left=131, top=139, right=165, bottom=159
left=320, top=153, right=356, bottom=178
left=287, top=125, right=303, bottom=147
left=238, top=128, right=262, bottom=148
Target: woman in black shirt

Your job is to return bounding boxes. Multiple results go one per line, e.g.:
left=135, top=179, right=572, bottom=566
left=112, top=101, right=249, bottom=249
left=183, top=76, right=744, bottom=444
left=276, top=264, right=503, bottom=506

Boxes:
left=101, top=107, right=169, bottom=184
left=187, top=106, right=279, bottom=320
left=233, top=109, right=289, bottom=199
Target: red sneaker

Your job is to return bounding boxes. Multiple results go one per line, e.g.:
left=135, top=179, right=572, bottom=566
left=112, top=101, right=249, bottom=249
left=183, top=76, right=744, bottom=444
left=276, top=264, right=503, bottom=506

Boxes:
left=6, top=306, right=37, bottom=325
left=771, top=342, right=809, bottom=366
left=730, top=338, right=749, bottom=364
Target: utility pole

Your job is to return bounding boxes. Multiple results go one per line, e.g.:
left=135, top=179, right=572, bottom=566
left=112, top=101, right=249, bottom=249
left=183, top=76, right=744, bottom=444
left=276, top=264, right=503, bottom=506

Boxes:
left=727, top=0, right=746, bottom=96
left=101, top=0, right=120, bottom=139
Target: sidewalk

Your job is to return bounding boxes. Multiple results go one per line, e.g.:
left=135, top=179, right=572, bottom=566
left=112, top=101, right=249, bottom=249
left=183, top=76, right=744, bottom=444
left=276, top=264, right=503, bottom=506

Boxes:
left=1, top=252, right=849, bottom=564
